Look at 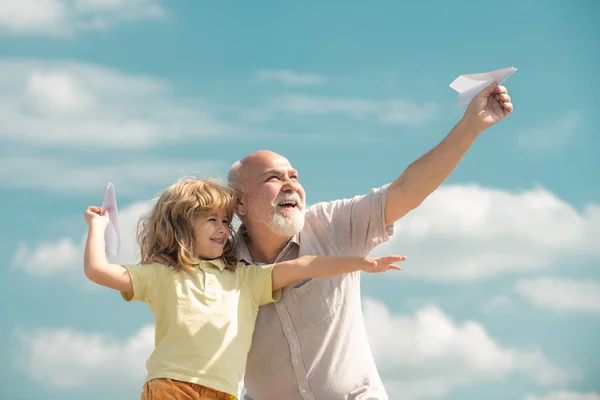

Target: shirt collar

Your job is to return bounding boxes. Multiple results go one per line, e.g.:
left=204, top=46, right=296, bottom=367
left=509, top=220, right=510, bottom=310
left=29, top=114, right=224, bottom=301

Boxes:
left=193, top=257, right=226, bottom=271
left=234, top=224, right=300, bottom=264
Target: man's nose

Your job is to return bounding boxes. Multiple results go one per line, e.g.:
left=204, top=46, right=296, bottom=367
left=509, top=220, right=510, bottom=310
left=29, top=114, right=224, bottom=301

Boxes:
left=282, top=178, right=299, bottom=192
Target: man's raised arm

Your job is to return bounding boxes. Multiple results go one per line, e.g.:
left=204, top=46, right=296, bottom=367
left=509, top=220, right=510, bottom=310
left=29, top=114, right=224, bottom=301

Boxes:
left=384, top=82, right=513, bottom=225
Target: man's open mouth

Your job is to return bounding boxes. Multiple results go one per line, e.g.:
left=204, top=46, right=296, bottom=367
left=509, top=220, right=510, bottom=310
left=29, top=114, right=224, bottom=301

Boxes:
left=277, top=200, right=298, bottom=210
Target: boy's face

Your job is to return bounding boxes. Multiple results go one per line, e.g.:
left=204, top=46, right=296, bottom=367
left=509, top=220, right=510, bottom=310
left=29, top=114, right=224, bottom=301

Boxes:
left=192, top=209, right=230, bottom=260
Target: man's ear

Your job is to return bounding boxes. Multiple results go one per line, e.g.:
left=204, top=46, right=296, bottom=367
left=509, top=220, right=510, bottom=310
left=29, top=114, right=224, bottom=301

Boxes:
left=234, top=197, right=246, bottom=216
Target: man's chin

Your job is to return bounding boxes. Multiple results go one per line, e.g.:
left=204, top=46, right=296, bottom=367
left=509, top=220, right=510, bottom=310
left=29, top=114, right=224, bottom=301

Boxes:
left=268, top=213, right=305, bottom=236
left=276, top=207, right=304, bottom=217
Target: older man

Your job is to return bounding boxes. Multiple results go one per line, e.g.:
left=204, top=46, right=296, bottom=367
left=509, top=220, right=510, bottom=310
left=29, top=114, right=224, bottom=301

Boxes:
left=227, top=83, right=512, bottom=399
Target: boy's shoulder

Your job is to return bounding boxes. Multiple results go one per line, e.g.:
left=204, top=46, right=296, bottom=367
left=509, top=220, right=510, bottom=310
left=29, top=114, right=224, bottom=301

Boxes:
left=123, top=262, right=175, bottom=277
left=124, top=261, right=169, bottom=268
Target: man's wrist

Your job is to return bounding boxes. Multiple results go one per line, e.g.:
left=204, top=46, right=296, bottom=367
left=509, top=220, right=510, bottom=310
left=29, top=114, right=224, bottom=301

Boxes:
left=458, top=113, right=486, bottom=138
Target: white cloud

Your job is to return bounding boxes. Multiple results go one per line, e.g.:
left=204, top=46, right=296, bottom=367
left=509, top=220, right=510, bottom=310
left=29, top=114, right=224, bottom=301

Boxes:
left=11, top=200, right=152, bottom=280
left=11, top=237, right=82, bottom=278
left=14, top=324, right=153, bottom=389
left=25, top=69, right=96, bottom=113
left=0, top=58, right=244, bottom=149
left=515, top=277, right=600, bottom=314
left=271, top=95, right=437, bottom=125
left=516, top=110, right=585, bottom=150
left=0, top=155, right=228, bottom=194
left=483, top=295, right=514, bottom=312
left=0, top=0, right=164, bottom=37
left=0, top=58, right=440, bottom=151
left=256, top=69, right=327, bottom=86
left=0, top=58, right=377, bottom=151
left=363, top=299, right=578, bottom=400
left=525, top=391, right=600, bottom=400
left=371, top=184, right=600, bottom=282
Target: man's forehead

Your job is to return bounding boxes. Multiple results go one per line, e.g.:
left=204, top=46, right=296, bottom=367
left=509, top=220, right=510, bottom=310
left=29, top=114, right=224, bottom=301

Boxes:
left=252, top=157, right=295, bottom=174
left=230, top=151, right=298, bottom=187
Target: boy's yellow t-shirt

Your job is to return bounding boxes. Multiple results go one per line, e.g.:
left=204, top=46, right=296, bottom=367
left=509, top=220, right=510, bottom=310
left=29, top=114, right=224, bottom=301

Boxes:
left=121, top=259, right=280, bottom=397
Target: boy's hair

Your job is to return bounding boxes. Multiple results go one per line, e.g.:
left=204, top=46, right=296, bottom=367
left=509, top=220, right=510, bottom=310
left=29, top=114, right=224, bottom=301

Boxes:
left=136, top=178, right=238, bottom=271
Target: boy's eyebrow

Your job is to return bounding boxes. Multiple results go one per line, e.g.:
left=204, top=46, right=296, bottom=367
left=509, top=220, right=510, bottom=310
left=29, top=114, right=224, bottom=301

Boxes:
left=207, top=212, right=229, bottom=219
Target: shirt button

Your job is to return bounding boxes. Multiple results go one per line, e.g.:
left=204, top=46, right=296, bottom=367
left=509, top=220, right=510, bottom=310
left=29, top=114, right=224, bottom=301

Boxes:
left=301, top=389, right=307, bottom=393
left=207, top=281, right=212, bottom=285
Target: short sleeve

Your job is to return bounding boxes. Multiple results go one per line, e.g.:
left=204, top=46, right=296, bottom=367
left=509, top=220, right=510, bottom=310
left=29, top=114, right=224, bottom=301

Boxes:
left=237, top=263, right=281, bottom=307
left=120, top=262, right=162, bottom=304
left=309, top=184, right=394, bottom=256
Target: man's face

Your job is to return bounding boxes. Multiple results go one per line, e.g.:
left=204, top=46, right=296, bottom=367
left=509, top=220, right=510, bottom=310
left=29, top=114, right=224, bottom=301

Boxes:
left=239, top=154, right=306, bottom=237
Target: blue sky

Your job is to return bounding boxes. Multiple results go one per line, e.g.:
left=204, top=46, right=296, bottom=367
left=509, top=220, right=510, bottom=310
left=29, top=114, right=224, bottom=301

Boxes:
left=0, top=1, right=598, bottom=399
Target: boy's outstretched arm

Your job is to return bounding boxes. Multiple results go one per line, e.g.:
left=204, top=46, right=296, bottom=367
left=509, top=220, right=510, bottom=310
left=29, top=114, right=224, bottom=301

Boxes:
left=271, top=255, right=405, bottom=291
left=84, top=206, right=133, bottom=292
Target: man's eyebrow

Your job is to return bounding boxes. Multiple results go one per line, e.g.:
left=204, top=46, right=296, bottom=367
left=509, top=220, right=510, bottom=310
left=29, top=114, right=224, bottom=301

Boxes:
left=261, top=168, right=298, bottom=176
left=262, top=168, right=282, bottom=176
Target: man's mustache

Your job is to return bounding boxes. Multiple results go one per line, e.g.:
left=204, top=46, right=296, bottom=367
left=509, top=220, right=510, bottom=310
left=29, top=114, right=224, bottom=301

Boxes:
left=272, top=193, right=305, bottom=210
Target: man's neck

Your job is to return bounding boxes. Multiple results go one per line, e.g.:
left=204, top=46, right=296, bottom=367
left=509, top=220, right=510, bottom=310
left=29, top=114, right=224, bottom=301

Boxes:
left=243, top=223, right=293, bottom=264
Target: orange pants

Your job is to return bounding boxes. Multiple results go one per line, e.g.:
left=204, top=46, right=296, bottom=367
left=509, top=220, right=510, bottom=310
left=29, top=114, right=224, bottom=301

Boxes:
left=141, top=378, right=237, bottom=400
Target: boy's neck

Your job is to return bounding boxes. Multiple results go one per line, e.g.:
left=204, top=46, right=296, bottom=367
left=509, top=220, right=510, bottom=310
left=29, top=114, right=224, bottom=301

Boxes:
left=243, top=223, right=292, bottom=264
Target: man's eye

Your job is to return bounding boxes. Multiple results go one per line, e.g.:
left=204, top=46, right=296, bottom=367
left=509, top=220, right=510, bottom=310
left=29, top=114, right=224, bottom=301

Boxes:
left=267, top=176, right=278, bottom=181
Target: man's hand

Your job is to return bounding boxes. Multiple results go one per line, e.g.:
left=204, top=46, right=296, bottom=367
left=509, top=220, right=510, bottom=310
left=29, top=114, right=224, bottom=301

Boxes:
left=464, top=83, right=513, bottom=133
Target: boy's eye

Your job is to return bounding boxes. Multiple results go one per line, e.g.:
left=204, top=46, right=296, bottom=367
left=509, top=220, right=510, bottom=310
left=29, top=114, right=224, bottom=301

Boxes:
left=207, top=218, right=216, bottom=222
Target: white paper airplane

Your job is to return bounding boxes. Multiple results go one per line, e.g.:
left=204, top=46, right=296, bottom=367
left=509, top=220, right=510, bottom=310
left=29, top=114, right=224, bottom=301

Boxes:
left=100, top=183, right=120, bottom=260
left=450, top=66, right=517, bottom=106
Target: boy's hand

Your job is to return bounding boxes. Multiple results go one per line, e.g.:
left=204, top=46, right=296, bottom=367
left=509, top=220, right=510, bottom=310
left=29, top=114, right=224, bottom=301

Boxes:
left=84, top=206, right=110, bottom=229
left=363, top=255, right=406, bottom=273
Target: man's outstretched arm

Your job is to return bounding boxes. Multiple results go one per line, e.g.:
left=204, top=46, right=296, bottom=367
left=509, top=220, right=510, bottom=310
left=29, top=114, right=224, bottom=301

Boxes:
left=384, top=82, right=513, bottom=225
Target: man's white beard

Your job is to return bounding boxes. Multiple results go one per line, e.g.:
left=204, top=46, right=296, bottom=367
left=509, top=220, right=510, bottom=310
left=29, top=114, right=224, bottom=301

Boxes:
left=267, top=208, right=305, bottom=237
